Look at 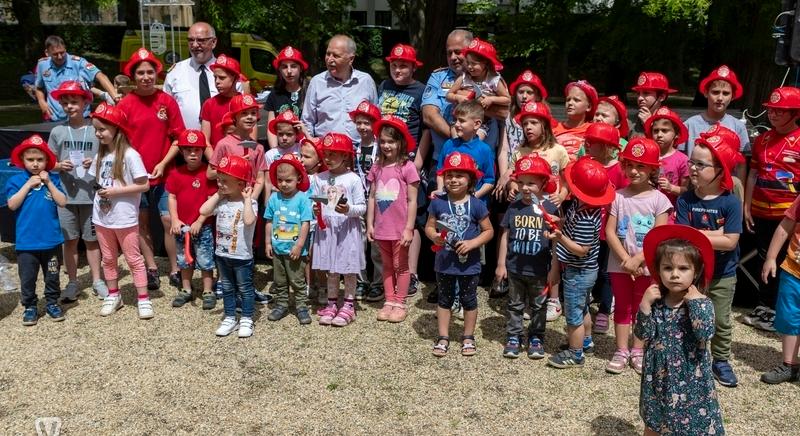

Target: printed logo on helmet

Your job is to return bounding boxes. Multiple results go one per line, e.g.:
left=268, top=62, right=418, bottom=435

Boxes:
left=656, top=107, right=670, bottom=115
left=637, top=74, right=647, bottom=86
left=706, top=135, right=721, bottom=144
left=187, top=132, right=198, bottom=144
left=96, top=103, right=107, bottom=114
left=449, top=153, right=462, bottom=167
left=631, top=143, right=645, bottom=158
left=771, top=91, right=781, bottom=103
left=285, top=47, right=294, bottom=57
left=323, top=135, right=334, bottom=146
left=718, top=66, right=730, bottom=77
left=468, top=40, right=478, bottom=49
left=522, top=71, right=533, bottom=81
left=608, top=95, right=619, bottom=101
left=219, top=157, right=229, bottom=168
left=358, top=101, right=369, bottom=111
left=243, top=95, right=254, bottom=105
left=30, top=135, right=43, bottom=145
left=217, top=55, right=227, bottom=65
left=519, top=158, right=532, bottom=171
left=393, top=46, right=404, bottom=56
left=282, top=111, right=293, bottom=120
left=138, top=48, right=149, bottom=59
left=524, top=102, right=538, bottom=112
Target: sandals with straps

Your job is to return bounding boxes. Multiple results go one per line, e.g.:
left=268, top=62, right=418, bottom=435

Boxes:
left=432, top=336, right=450, bottom=357
left=461, top=335, right=477, bottom=357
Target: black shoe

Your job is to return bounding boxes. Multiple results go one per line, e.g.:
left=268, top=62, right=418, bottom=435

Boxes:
left=364, top=285, right=384, bottom=302
left=297, top=308, right=312, bottom=325
left=268, top=306, right=289, bottom=321
left=408, top=274, right=419, bottom=298
left=146, top=269, right=160, bottom=290
left=355, top=281, right=369, bottom=301
left=426, top=285, right=439, bottom=304
left=169, top=271, right=181, bottom=288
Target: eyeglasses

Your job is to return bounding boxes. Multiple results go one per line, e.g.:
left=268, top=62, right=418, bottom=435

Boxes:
left=688, top=159, right=718, bottom=171
left=188, top=37, right=215, bottom=45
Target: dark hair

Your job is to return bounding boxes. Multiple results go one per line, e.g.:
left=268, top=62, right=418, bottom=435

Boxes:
left=44, top=35, right=65, bottom=50
left=376, top=125, right=409, bottom=166
left=442, top=169, right=477, bottom=194
left=654, top=238, right=707, bottom=294
left=273, top=64, right=307, bottom=113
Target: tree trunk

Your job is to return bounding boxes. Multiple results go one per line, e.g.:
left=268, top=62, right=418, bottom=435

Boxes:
left=11, top=0, right=42, bottom=68
left=122, top=0, right=140, bottom=30
left=417, top=0, right=456, bottom=79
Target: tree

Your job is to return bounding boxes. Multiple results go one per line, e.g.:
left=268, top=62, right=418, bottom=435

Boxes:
left=11, top=0, right=42, bottom=68
left=386, top=0, right=456, bottom=79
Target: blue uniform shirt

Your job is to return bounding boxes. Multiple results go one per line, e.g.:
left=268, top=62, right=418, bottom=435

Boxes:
left=35, top=54, right=100, bottom=121
left=5, top=171, right=65, bottom=250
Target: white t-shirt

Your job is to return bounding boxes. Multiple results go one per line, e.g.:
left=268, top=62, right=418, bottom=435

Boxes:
left=265, top=143, right=301, bottom=169
left=214, top=198, right=259, bottom=260
left=89, top=148, right=148, bottom=229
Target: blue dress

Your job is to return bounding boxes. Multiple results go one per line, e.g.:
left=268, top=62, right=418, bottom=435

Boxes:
left=634, top=298, right=725, bottom=435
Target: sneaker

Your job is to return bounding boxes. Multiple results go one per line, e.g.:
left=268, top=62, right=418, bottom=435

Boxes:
left=61, top=281, right=80, bottom=303
left=489, top=278, right=509, bottom=299
left=606, top=350, right=630, bottom=374
left=546, top=298, right=562, bottom=321
left=355, top=281, right=369, bottom=301
left=558, top=337, right=595, bottom=355
left=268, top=306, right=289, bottom=321
left=297, top=309, right=312, bottom=325
left=22, top=307, right=38, bottom=326
left=741, top=305, right=769, bottom=327
left=172, top=289, right=193, bottom=308
left=215, top=316, right=239, bottom=336
left=45, top=304, right=65, bottom=321
left=503, top=336, right=521, bottom=358
left=146, top=269, right=160, bottom=290
left=408, top=274, right=420, bottom=298
left=547, top=349, right=584, bottom=368
left=451, top=299, right=464, bottom=320
left=376, top=303, right=394, bottom=321
left=238, top=317, right=254, bottom=338
left=712, top=360, right=739, bottom=387
left=331, top=304, right=356, bottom=327
left=630, top=349, right=644, bottom=374
left=388, top=306, right=407, bottom=323
left=364, top=285, right=384, bottom=302
left=426, top=285, right=439, bottom=304
left=92, top=280, right=109, bottom=299
left=318, top=303, right=338, bottom=325
left=169, top=271, right=181, bottom=288
left=254, top=290, right=273, bottom=305
left=527, top=338, right=545, bottom=359
left=761, top=363, right=800, bottom=384
left=753, top=309, right=776, bottom=332
left=137, top=299, right=155, bottom=319
left=100, top=294, right=123, bottom=316
left=201, top=291, right=216, bottom=310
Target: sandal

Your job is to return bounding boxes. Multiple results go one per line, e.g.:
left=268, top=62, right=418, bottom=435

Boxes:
left=461, top=335, right=477, bottom=357
left=630, top=349, right=644, bottom=375
left=331, top=305, right=356, bottom=327
left=432, top=336, right=450, bottom=357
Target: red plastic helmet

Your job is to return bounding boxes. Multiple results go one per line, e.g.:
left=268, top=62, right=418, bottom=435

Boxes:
left=699, top=65, right=743, bottom=100
left=564, top=80, right=599, bottom=121
left=597, top=95, right=629, bottom=138
left=216, top=154, right=252, bottom=182
left=763, top=87, right=800, bottom=110
left=584, top=122, right=621, bottom=149
left=228, top=94, right=261, bottom=119
left=631, top=71, right=677, bottom=94
left=268, top=110, right=305, bottom=141
left=348, top=100, right=382, bottom=123
left=509, top=70, right=548, bottom=101
left=620, top=137, right=661, bottom=167
left=123, top=47, right=163, bottom=78
left=177, top=129, right=207, bottom=148
left=269, top=153, right=310, bottom=192
left=461, top=38, right=503, bottom=72
left=210, top=54, right=247, bottom=82
left=91, top=103, right=129, bottom=135
left=50, top=80, right=93, bottom=102
left=644, top=106, right=689, bottom=146
left=272, top=46, right=309, bottom=71
left=437, top=151, right=483, bottom=181
left=385, top=44, right=423, bottom=67
left=11, top=134, right=57, bottom=172
left=372, top=114, right=417, bottom=153
left=564, top=157, right=616, bottom=207
left=321, top=132, right=355, bottom=155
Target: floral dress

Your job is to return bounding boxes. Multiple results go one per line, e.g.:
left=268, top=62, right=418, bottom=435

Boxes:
left=634, top=298, right=725, bottom=435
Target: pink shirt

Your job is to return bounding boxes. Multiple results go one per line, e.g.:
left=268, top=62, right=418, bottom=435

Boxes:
left=210, top=133, right=268, bottom=182
left=366, top=161, right=420, bottom=240
left=659, top=150, right=690, bottom=209
left=607, top=187, right=673, bottom=275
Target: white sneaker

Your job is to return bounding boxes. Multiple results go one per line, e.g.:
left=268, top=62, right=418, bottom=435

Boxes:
left=546, top=298, right=562, bottom=321
left=99, top=294, right=123, bottom=316
left=137, top=299, right=155, bottom=319
left=92, top=279, right=109, bottom=299
left=238, top=317, right=254, bottom=338
left=215, top=316, right=239, bottom=336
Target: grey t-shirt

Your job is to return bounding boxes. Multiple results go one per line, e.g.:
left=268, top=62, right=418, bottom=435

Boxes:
left=48, top=122, right=99, bottom=204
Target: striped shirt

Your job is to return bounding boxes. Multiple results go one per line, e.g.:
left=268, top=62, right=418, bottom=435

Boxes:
left=555, top=200, right=602, bottom=268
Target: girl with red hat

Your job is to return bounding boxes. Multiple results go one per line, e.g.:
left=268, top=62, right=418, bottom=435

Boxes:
left=266, top=46, right=309, bottom=149
left=116, top=48, right=186, bottom=292
left=644, top=106, right=690, bottom=218
left=605, top=137, right=673, bottom=375
left=88, top=104, right=153, bottom=320
left=426, top=151, right=493, bottom=357
left=637, top=225, right=724, bottom=435
left=593, top=95, right=629, bottom=143
left=311, top=133, right=367, bottom=327
left=554, top=80, right=598, bottom=160
left=631, top=71, right=676, bottom=137
left=201, top=54, right=245, bottom=155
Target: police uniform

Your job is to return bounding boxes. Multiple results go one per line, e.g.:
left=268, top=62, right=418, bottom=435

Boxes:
left=163, top=56, right=219, bottom=129
left=35, top=54, right=100, bottom=121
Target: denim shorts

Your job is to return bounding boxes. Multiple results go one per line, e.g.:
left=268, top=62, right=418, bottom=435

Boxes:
left=562, top=265, right=597, bottom=327
left=775, top=270, right=800, bottom=335
left=175, top=224, right=215, bottom=271
left=139, top=183, right=169, bottom=216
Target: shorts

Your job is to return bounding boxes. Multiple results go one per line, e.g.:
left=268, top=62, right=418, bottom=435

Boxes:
left=775, top=270, right=800, bottom=335
left=562, top=265, right=597, bottom=327
left=175, top=224, right=215, bottom=271
left=58, top=204, right=97, bottom=242
left=139, top=183, right=169, bottom=216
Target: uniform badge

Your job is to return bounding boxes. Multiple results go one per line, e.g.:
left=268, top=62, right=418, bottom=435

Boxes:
left=631, top=143, right=645, bottom=158
left=157, top=105, right=168, bottom=121
left=192, top=179, right=201, bottom=188
left=86, top=63, right=96, bottom=70
left=43, top=70, right=51, bottom=77
left=423, top=85, right=434, bottom=99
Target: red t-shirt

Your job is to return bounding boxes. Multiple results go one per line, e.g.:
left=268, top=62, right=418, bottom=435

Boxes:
left=553, top=122, right=590, bottom=161
left=117, top=90, right=185, bottom=185
left=165, top=163, right=217, bottom=224
left=210, top=133, right=268, bottom=183
left=200, top=93, right=237, bottom=148
left=749, top=127, right=800, bottom=219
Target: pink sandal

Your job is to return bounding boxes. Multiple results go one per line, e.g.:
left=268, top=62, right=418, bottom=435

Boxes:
left=331, top=305, right=356, bottom=327
left=318, top=304, right=338, bottom=325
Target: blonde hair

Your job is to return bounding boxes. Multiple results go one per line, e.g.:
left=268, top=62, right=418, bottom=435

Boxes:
left=95, top=123, right=132, bottom=186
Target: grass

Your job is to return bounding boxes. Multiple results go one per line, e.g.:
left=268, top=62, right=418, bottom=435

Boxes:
left=0, top=242, right=798, bottom=434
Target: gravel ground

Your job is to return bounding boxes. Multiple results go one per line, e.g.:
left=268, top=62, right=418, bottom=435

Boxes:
left=0, top=243, right=798, bottom=435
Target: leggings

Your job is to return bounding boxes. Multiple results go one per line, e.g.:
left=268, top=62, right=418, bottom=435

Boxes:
left=609, top=272, right=651, bottom=325
left=378, top=239, right=410, bottom=306
left=436, top=273, right=479, bottom=311
left=96, top=224, right=147, bottom=289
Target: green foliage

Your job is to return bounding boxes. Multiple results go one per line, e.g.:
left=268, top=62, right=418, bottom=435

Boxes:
left=641, top=0, right=710, bottom=23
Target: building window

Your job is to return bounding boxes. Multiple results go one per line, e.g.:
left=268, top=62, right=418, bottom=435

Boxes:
left=350, top=11, right=367, bottom=26
left=375, top=11, right=392, bottom=27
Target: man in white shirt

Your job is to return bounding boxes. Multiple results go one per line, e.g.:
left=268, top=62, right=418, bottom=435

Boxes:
left=163, top=22, right=218, bottom=129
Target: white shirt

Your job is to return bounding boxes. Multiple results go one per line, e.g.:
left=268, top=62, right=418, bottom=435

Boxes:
left=89, top=148, right=148, bottom=229
left=163, top=56, right=218, bottom=129
left=214, top=198, right=259, bottom=260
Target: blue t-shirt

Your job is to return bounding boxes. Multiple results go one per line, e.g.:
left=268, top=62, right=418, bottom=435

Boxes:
left=5, top=171, right=65, bottom=250
left=35, top=54, right=100, bottom=121
left=378, top=79, right=425, bottom=142
left=675, top=190, right=742, bottom=278
left=264, top=190, right=313, bottom=256
left=436, top=136, right=496, bottom=204
left=502, top=199, right=557, bottom=277
left=427, top=195, right=488, bottom=275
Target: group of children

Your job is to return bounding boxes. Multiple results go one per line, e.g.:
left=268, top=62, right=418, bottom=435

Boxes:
left=11, top=36, right=800, bottom=435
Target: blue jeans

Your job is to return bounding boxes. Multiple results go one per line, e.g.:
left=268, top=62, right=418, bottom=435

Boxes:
left=562, top=265, right=597, bottom=327
left=175, top=224, right=215, bottom=271
left=139, top=184, right=169, bottom=216
left=216, top=256, right=255, bottom=317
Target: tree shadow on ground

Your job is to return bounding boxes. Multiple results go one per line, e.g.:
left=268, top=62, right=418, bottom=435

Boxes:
left=732, top=340, right=784, bottom=373
left=589, top=415, right=639, bottom=436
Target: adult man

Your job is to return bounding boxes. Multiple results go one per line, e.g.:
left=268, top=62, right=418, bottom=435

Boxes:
left=302, top=35, right=377, bottom=142
left=163, top=22, right=219, bottom=129
left=35, top=35, right=117, bottom=122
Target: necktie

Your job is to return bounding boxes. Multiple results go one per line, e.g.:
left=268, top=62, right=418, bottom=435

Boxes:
left=199, top=64, right=211, bottom=107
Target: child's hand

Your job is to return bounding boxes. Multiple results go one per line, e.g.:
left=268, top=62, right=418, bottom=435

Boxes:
left=762, top=258, right=777, bottom=283
left=265, top=242, right=274, bottom=259
left=366, top=226, right=375, bottom=242
left=38, top=171, right=50, bottom=184
left=151, top=163, right=166, bottom=179
left=170, top=219, right=184, bottom=235
left=638, top=106, right=652, bottom=125
left=82, top=158, right=92, bottom=169
left=476, top=129, right=487, bottom=141
left=60, top=159, right=74, bottom=172
left=289, top=243, right=302, bottom=260
left=544, top=229, right=562, bottom=241
left=26, top=175, right=42, bottom=188
left=492, top=183, right=506, bottom=201
left=657, top=176, right=672, bottom=193
left=744, top=208, right=755, bottom=233
left=334, top=202, right=350, bottom=214
left=455, top=239, right=478, bottom=255
left=242, top=186, right=253, bottom=200
left=401, top=228, right=413, bottom=247
left=189, top=220, right=203, bottom=236
left=495, top=265, right=507, bottom=283
left=621, top=256, right=643, bottom=274
left=641, top=284, right=661, bottom=311
left=684, top=285, right=704, bottom=301
left=430, top=233, right=445, bottom=247
left=478, top=95, right=492, bottom=109
left=505, top=186, right=518, bottom=203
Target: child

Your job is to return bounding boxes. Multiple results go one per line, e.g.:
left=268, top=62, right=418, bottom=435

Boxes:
left=208, top=94, right=267, bottom=200
left=5, top=135, right=67, bottom=325
left=167, top=129, right=218, bottom=310
left=553, top=80, right=598, bottom=159
left=366, top=115, right=420, bottom=322
left=605, top=137, right=672, bottom=374
left=378, top=44, right=426, bottom=141
left=684, top=65, right=750, bottom=156
left=594, top=95, right=629, bottom=141
left=202, top=54, right=244, bottom=155
left=349, top=100, right=385, bottom=302
left=312, top=132, right=367, bottom=327
left=426, top=152, right=493, bottom=357
left=299, top=137, right=329, bottom=303
left=266, top=46, right=309, bottom=148
left=264, top=154, right=312, bottom=324
left=199, top=155, right=259, bottom=337
left=546, top=157, right=616, bottom=368
left=265, top=110, right=307, bottom=202
left=676, top=133, right=744, bottom=387
left=630, top=71, right=677, bottom=137
left=496, top=155, right=558, bottom=358
left=644, top=106, right=690, bottom=214
left=638, top=224, right=724, bottom=435
left=48, top=80, right=106, bottom=301
left=701, top=124, right=747, bottom=199
left=88, top=104, right=152, bottom=319
left=743, top=87, right=800, bottom=332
